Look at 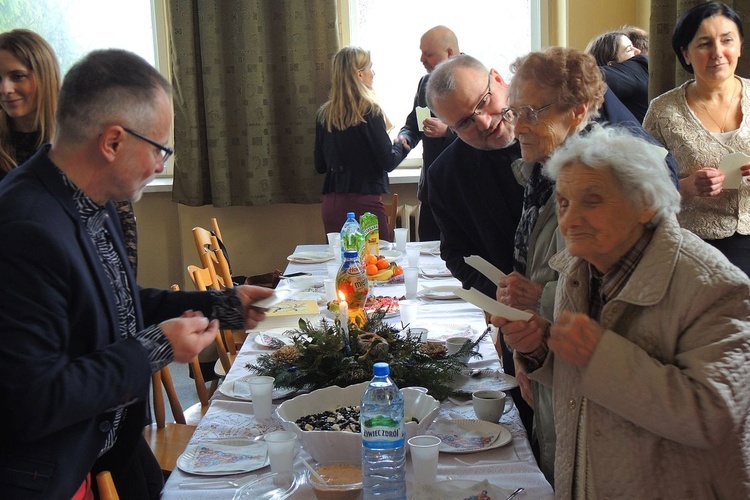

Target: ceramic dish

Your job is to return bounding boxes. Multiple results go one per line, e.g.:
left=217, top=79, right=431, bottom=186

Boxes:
left=177, top=438, right=269, bottom=475
left=433, top=419, right=512, bottom=454
left=219, top=375, right=296, bottom=400
left=417, top=286, right=460, bottom=300
left=286, top=252, right=334, bottom=264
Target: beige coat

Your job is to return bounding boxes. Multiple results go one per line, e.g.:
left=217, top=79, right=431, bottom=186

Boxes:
left=532, top=215, right=750, bottom=499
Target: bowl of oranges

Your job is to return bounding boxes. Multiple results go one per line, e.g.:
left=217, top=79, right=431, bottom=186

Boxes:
left=363, top=253, right=403, bottom=282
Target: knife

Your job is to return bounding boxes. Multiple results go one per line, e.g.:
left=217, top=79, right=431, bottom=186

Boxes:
left=452, top=287, right=532, bottom=322
left=464, top=255, right=507, bottom=285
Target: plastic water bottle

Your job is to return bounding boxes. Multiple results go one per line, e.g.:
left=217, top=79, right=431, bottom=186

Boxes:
left=340, top=211, right=365, bottom=263
left=361, top=362, right=406, bottom=499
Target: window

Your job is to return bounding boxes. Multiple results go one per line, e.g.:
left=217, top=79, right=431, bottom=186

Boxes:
left=339, top=0, right=540, bottom=165
left=0, top=0, right=173, bottom=174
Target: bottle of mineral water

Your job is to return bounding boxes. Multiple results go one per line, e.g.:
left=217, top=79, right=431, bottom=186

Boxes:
left=361, top=362, right=406, bottom=499
left=340, top=211, right=365, bottom=263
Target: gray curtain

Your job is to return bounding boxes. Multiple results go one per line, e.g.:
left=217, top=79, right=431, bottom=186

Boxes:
left=169, top=0, right=338, bottom=206
left=650, top=0, right=750, bottom=100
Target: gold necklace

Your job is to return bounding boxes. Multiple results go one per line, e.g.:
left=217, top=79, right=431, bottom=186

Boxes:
left=698, top=78, right=739, bottom=133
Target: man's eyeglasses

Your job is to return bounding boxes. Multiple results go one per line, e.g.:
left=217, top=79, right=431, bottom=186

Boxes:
left=500, top=103, right=554, bottom=125
left=123, top=127, right=174, bottom=165
left=453, top=72, right=493, bottom=131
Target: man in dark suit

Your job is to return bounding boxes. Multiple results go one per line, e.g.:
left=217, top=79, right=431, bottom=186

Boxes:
left=0, top=49, right=272, bottom=500
left=395, top=25, right=459, bottom=241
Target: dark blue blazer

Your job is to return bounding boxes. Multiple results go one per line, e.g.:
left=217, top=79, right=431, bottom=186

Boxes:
left=0, top=147, right=213, bottom=498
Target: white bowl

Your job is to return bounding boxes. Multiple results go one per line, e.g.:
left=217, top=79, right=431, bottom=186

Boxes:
left=275, top=382, right=440, bottom=463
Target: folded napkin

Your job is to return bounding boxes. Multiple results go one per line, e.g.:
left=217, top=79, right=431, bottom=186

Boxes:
left=431, top=418, right=501, bottom=452
left=188, top=441, right=267, bottom=473
left=414, top=479, right=510, bottom=500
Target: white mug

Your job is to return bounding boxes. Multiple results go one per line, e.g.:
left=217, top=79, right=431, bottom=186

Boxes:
left=472, top=390, right=513, bottom=422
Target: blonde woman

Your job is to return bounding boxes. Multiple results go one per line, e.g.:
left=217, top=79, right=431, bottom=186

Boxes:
left=314, top=46, right=408, bottom=236
left=0, top=29, right=60, bottom=177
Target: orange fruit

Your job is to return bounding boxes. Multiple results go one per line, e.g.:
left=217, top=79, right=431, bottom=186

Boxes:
left=365, top=263, right=379, bottom=276
left=393, top=265, right=403, bottom=276
left=364, top=254, right=378, bottom=266
left=376, top=259, right=389, bottom=270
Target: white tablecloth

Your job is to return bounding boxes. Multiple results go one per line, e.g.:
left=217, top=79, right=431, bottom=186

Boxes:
left=162, top=243, right=554, bottom=499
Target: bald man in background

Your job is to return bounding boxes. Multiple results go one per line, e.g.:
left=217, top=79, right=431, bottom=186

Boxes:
left=395, top=25, right=459, bottom=241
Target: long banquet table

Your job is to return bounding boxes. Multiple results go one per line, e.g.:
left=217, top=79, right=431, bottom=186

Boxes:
left=162, top=243, right=554, bottom=499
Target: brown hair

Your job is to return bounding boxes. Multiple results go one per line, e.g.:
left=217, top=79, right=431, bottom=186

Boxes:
left=510, top=47, right=606, bottom=122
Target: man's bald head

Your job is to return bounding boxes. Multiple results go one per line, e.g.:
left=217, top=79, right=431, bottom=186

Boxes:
left=420, top=25, right=459, bottom=73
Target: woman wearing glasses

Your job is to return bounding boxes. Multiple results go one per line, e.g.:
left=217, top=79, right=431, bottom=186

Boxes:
left=314, top=46, right=408, bottom=237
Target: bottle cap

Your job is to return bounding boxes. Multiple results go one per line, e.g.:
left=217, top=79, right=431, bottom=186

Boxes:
left=373, top=362, right=389, bottom=377
left=344, top=250, right=358, bottom=259
left=347, top=212, right=355, bottom=219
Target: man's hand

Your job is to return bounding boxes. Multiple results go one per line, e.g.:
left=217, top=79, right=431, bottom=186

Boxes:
left=234, top=285, right=275, bottom=329
left=497, top=271, right=543, bottom=312
left=422, top=117, right=448, bottom=138
left=160, top=311, right=219, bottom=362
left=394, top=135, right=410, bottom=147
left=548, top=311, right=604, bottom=366
left=491, top=312, right=548, bottom=355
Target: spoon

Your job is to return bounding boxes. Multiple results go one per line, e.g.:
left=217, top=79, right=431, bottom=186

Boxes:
left=505, top=487, right=524, bottom=500
left=300, top=456, right=327, bottom=485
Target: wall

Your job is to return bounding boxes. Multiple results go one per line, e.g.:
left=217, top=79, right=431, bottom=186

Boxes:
left=544, top=0, right=649, bottom=49
left=134, top=182, right=419, bottom=289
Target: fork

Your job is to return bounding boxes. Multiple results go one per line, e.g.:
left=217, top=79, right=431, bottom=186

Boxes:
left=453, top=457, right=514, bottom=466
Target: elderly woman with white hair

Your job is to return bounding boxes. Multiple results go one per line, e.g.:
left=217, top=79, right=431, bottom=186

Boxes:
left=495, top=125, right=750, bottom=498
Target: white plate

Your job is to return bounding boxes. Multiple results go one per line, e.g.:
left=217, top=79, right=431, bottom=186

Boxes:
left=416, top=241, right=440, bottom=255
left=286, top=251, right=334, bottom=264
left=451, top=369, right=519, bottom=394
left=219, top=375, right=297, bottom=400
left=418, top=286, right=460, bottom=300
left=434, top=419, right=512, bottom=454
left=177, top=438, right=269, bottom=475
left=253, top=328, right=300, bottom=348
left=378, top=240, right=392, bottom=250
left=290, top=291, right=326, bottom=305
left=420, top=265, right=452, bottom=278
left=414, top=479, right=511, bottom=500
left=378, top=249, right=402, bottom=260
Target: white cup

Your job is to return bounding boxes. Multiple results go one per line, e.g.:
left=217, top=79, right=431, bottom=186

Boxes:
left=323, top=278, right=337, bottom=301
left=327, top=232, right=339, bottom=251
left=394, top=227, right=408, bottom=252
left=472, top=390, right=513, bottom=422
left=326, top=261, right=340, bottom=280
left=408, top=435, right=441, bottom=485
left=409, top=327, right=429, bottom=342
left=264, top=430, right=298, bottom=473
left=247, top=375, right=274, bottom=420
left=446, top=336, right=472, bottom=364
left=405, top=244, right=420, bottom=268
left=399, top=299, right=419, bottom=327
left=404, top=267, right=419, bottom=299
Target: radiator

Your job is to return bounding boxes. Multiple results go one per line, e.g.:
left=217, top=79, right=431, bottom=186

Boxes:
left=395, top=203, right=420, bottom=242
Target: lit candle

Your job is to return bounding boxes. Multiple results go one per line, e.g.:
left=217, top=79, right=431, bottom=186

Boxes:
left=337, top=291, right=351, bottom=355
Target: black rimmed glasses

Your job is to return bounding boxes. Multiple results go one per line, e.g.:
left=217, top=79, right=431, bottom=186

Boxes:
left=453, top=72, right=493, bottom=131
left=123, top=127, right=174, bottom=165
left=501, top=103, right=554, bottom=125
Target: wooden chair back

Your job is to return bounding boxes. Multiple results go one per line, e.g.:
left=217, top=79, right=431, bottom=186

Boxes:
left=95, top=471, right=119, bottom=500
left=192, top=226, right=233, bottom=288
left=142, top=364, right=197, bottom=473
left=383, top=193, right=399, bottom=242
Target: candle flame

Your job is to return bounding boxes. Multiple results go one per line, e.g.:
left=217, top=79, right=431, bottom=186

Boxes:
left=338, top=290, right=346, bottom=302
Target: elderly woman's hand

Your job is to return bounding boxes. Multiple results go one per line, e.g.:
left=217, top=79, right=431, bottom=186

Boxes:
left=548, top=311, right=605, bottom=366
left=492, top=312, right=548, bottom=355
left=497, top=272, right=544, bottom=311
left=681, top=167, right=725, bottom=198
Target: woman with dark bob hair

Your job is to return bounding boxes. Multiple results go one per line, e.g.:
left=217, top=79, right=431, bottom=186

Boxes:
left=644, top=2, right=750, bottom=276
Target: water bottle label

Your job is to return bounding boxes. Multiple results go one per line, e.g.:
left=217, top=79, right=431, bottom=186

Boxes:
left=362, top=416, right=404, bottom=449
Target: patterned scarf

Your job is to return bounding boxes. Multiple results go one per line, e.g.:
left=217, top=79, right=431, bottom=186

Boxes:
left=513, top=163, right=555, bottom=275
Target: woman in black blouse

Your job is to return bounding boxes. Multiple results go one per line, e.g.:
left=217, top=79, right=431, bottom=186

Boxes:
left=314, top=46, right=409, bottom=236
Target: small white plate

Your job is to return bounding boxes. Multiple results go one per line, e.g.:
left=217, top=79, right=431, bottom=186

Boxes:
left=378, top=249, right=402, bottom=261
left=286, top=251, right=334, bottom=264
left=378, top=240, right=392, bottom=250
left=416, top=241, right=440, bottom=255
left=219, top=375, right=296, bottom=400
left=434, top=419, right=512, bottom=454
left=420, top=265, right=452, bottom=278
left=253, top=328, right=299, bottom=348
left=418, top=286, right=460, bottom=300
left=177, top=438, right=269, bottom=475
left=451, top=369, right=519, bottom=394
